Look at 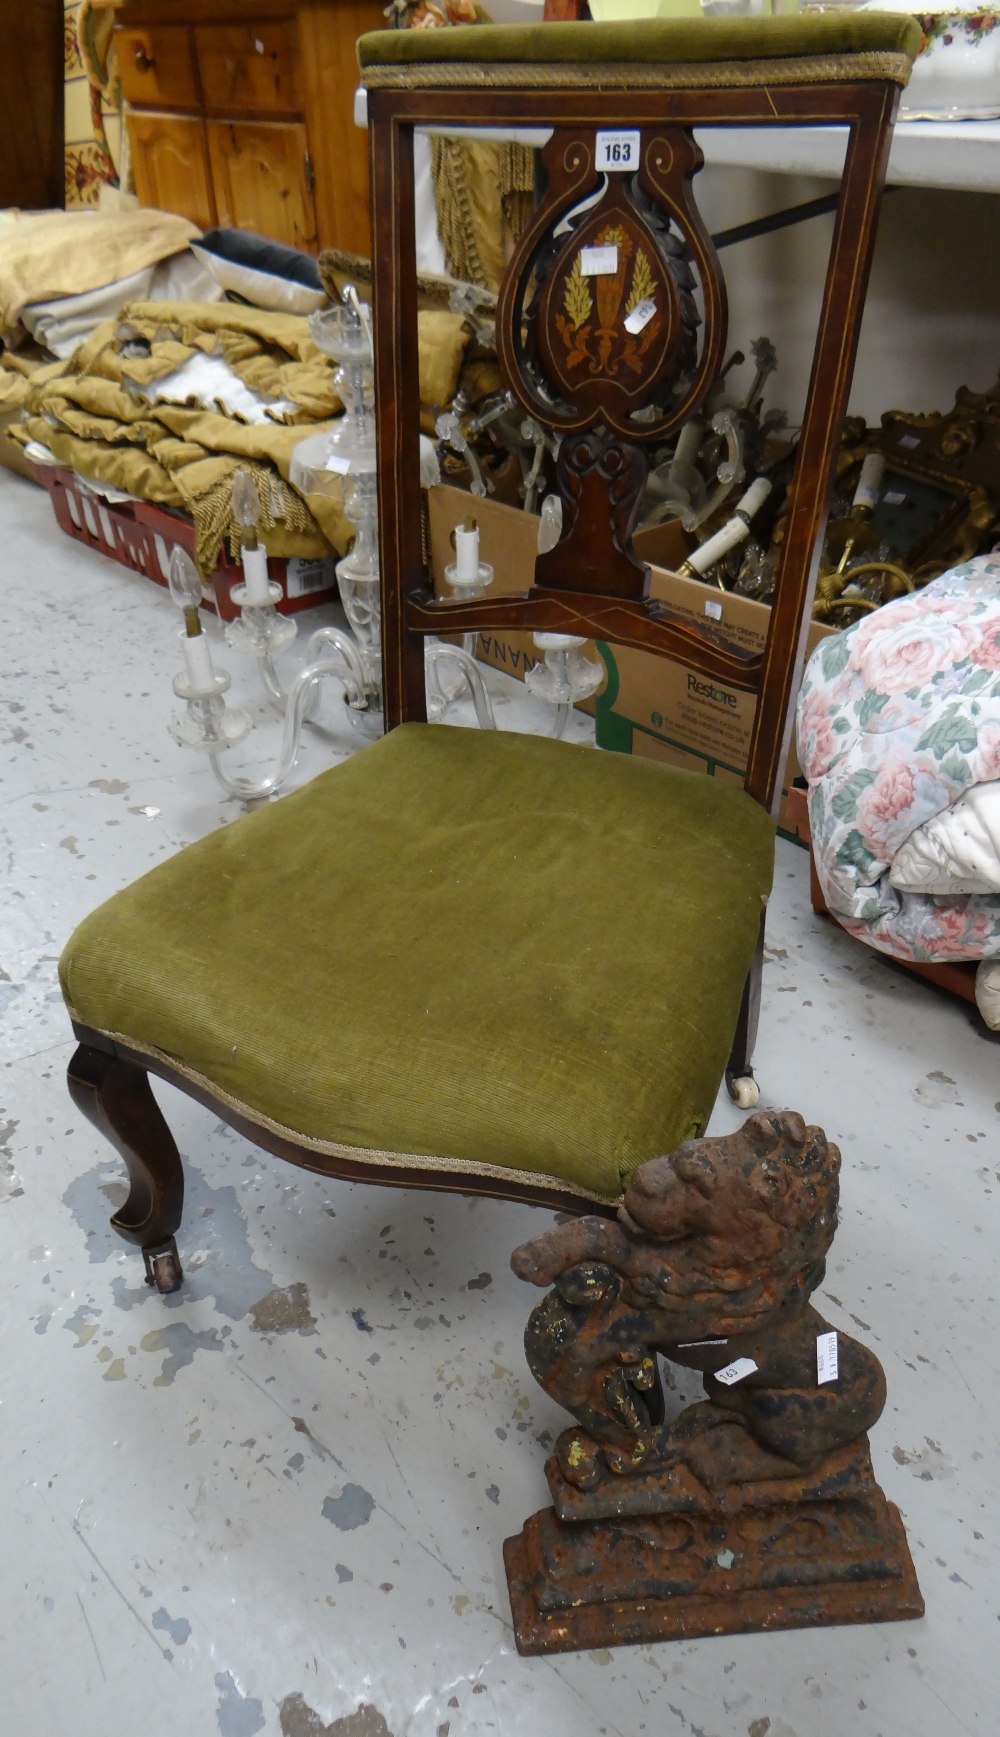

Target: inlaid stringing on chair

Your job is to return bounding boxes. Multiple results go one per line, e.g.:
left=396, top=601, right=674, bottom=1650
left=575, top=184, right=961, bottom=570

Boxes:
left=59, top=11, right=923, bottom=1652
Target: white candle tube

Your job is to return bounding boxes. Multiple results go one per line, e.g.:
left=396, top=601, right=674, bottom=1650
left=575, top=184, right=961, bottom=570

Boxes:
left=853, top=452, right=886, bottom=513
left=453, top=524, right=480, bottom=584
left=241, top=545, right=271, bottom=605
left=672, top=421, right=704, bottom=469
left=181, top=630, right=217, bottom=694
left=683, top=516, right=749, bottom=576
left=735, top=476, right=772, bottom=521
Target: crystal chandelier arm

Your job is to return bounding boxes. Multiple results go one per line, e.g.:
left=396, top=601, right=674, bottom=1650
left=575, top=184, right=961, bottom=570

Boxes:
left=304, top=626, right=373, bottom=699
left=424, top=644, right=450, bottom=723
left=427, top=645, right=497, bottom=732
left=259, top=652, right=288, bottom=712
left=207, top=657, right=366, bottom=801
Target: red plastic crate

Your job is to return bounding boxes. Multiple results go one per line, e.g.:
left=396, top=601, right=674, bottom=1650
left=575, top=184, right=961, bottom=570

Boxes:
left=28, top=462, right=339, bottom=620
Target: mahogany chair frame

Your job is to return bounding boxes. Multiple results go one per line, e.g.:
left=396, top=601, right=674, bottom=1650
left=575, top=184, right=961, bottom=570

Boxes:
left=67, top=45, right=903, bottom=1292
left=366, top=64, right=898, bottom=1072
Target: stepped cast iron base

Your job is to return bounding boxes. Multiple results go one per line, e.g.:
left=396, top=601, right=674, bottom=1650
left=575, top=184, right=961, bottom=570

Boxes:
left=504, top=1460, right=923, bottom=1656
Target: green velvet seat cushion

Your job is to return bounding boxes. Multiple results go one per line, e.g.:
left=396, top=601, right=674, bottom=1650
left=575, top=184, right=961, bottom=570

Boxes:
left=60, top=724, right=774, bottom=1202
left=357, top=15, right=921, bottom=77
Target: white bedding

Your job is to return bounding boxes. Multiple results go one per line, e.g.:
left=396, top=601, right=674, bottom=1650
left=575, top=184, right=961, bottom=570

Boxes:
left=890, top=781, right=1000, bottom=895
left=127, top=350, right=296, bottom=423
left=20, top=247, right=223, bottom=359
left=796, top=554, right=1000, bottom=1031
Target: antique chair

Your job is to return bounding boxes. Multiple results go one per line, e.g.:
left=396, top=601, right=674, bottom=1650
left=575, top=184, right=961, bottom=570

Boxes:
left=60, top=16, right=919, bottom=1298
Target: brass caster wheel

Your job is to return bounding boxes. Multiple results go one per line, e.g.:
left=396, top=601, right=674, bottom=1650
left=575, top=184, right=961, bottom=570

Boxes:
left=726, top=1072, right=760, bottom=1110
left=143, top=1238, right=183, bottom=1294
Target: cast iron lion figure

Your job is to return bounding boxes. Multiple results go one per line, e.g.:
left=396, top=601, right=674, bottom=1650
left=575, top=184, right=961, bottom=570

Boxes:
left=512, top=1110, right=885, bottom=1495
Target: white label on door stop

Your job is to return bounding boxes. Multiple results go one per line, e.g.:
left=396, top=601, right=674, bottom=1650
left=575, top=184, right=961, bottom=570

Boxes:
left=596, top=130, right=640, bottom=172
left=883, top=489, right=907, bottom=506
left=816, top=1331, right=839, bottom=1385
left=624, top=298, right=656, bottom=335
left=325, top=453, right=352, bottom=474
left=898, top=433, right=920, bottom=449
left=580, top=245, right=618, bottom=278
left=714, top=1357, right=758, bottom=1386
left=704, top=598, right=723, bottom=622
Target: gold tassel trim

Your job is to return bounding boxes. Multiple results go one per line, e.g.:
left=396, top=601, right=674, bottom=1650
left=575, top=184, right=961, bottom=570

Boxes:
left=191, top=458, right=322, bottom=578
left=430, top=135, right=534, bottom=290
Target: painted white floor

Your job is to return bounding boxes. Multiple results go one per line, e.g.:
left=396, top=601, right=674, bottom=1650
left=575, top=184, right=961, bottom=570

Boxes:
left=2, top=463, right=998, bottom=1737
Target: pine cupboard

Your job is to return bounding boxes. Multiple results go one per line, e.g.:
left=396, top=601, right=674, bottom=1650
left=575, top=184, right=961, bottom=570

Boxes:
left=115, top=0, right=384, bottom=254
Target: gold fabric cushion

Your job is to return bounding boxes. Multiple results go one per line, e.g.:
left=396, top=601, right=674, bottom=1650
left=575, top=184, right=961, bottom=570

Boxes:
left=60, top=725, right=774, bottom=1202
left=415, top=309, right=471, bottom=410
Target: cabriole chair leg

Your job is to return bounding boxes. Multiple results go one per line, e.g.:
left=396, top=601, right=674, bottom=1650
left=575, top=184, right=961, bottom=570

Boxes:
left=66, top=1043, right=185, bottom=1293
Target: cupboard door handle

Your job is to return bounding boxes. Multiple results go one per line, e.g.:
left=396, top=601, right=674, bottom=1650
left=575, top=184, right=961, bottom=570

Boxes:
left=134, top=47, right=156, bottom=72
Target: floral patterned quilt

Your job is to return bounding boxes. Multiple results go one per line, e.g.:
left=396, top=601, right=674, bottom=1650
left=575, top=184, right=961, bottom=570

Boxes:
left=796, top=554, right=1000, bottom=964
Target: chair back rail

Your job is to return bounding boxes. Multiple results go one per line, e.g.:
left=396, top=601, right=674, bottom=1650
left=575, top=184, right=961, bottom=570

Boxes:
left=366, top=48, right=903, bottom=818
left=405, top=590, right=763, bottom=694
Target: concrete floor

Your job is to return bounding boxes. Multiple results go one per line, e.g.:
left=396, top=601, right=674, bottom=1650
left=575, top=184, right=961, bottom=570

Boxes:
left=2, top=464, right=998, bottom=1737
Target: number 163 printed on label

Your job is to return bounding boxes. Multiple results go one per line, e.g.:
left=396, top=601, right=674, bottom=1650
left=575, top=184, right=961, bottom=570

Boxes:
left=596, top=130, right=640, bottom=173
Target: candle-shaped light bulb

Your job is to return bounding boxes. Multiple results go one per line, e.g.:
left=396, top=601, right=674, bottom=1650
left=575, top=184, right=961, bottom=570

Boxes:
left=168, top=545, right=218, bottom=694
left=168, top=547, right=204, bottom=637
left=232, top=467, right=272, bottom=605
left=232, top=467, right=261, bottom=551
left=346, top=282, right=372, bottom=350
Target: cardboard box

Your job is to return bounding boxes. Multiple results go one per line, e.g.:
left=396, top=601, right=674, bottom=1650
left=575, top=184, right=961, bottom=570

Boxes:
left=427, top=483, right=833, bottom=841
left=599, top=521, right=834, bottom=841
